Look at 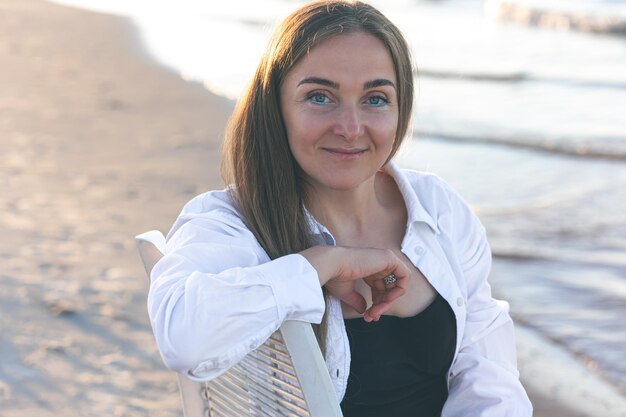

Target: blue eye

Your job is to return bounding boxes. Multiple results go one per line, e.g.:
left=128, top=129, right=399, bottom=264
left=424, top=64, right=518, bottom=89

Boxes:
left=308, top=93, right=331, bottom=105
left=367, top=96, right=389, bottom=107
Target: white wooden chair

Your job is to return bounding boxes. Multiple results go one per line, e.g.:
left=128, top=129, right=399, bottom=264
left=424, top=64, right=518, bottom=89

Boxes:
left=135, top=230, right=343, bottom=417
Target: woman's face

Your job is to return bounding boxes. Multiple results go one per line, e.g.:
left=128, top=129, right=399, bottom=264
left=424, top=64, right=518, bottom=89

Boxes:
left=280, top=32, right=399, bottom=194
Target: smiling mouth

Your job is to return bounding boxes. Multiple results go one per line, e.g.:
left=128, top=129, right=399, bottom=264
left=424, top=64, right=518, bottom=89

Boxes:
left=322, top=147, right=367, bottom=160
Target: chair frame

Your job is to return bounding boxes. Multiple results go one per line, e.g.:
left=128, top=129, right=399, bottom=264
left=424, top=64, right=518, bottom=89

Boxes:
left=135, top=230, right=343, bottom=417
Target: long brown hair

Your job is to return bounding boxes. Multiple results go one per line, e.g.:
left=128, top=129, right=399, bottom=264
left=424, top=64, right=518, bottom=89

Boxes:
left=222, top=0, right=415, bottom=351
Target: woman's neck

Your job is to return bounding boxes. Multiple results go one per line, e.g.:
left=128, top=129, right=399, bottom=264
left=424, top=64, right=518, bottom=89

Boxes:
left=305, top=171, right=405, bottom=244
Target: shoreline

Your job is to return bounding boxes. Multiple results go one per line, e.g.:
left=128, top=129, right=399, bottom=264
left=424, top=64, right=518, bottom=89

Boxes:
left=0, top=0, right=623, bottom=415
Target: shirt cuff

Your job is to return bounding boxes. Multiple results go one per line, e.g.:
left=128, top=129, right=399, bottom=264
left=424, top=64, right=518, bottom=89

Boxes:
left=255, top=253, right=326, bottom=324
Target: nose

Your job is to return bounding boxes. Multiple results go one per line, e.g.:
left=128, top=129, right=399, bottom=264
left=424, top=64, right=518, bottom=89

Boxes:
left=332, top=104, right=364, bottom=141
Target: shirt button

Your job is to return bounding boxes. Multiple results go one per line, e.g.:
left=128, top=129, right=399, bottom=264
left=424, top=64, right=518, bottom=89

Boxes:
left=414, top=246, right=425, bottom=256
left=456, top=297, right=464, bottom=307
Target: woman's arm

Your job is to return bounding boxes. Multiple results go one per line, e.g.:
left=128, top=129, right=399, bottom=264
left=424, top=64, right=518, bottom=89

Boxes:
left=148, top=199, right=409, bottom=381
left=148, top=211, right=324, bottom=380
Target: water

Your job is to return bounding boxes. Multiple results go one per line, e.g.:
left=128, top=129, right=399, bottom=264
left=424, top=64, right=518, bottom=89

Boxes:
left=51, top=0, right=626, bottom=393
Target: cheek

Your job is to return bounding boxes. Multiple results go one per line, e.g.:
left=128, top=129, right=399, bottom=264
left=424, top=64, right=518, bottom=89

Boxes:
left=286, top=112, right=325, bottom=149
left=370, top=113, right=399, bottom=144
left=285, top=124, right=312, bottom=164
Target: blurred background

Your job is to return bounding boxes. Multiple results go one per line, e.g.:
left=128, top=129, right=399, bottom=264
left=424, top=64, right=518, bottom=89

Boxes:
left=1, top=0, right=625, bottom=415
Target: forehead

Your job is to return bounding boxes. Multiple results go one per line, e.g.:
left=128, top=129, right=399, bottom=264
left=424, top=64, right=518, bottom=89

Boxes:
left=284, top=32, right=396, bottom=86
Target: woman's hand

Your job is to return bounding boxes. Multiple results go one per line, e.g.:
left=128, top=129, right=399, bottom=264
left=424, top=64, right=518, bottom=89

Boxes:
left=300, top=246, right=410, bottom=322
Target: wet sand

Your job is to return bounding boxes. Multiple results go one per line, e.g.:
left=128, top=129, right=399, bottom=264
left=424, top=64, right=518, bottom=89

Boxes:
left=0, top=0, right=585, bottom=415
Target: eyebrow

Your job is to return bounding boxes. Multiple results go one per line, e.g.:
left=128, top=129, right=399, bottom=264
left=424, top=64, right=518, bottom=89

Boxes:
left=364, top=79, right=396, bottom=90
left=297, top=77, right=339, bottom=89
left=297, top=77, right=396, bottom=90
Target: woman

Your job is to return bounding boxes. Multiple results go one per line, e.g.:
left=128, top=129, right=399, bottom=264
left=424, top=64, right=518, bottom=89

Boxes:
left=148, top=1, right=532, bottom=415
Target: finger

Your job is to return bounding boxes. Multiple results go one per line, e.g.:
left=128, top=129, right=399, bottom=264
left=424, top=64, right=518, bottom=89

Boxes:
left=363, top=301, right=392, bottom=322
left=366, top=258, right=412, bottom=288
left=365, top=270, right=410, bottom=292
left=382, top=286, right=407, bottom=303
left=363, top=311, right=377, bottom=323
left=343, top=248, right=410, bottom=282
left=366, top=286, right=407, bottom=322
left=372, top=288, right=406, bottom=316
left=339, top=291, right=367, bottom=314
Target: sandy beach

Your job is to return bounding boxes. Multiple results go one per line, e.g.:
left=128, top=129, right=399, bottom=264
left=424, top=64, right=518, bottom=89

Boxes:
left=1, top=0, right=230, bottom=415
left=0, top=0, right=610, bottom=415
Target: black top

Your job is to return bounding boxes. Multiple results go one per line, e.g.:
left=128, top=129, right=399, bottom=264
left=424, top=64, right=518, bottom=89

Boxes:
left=341, top=293, right=457, bottom=417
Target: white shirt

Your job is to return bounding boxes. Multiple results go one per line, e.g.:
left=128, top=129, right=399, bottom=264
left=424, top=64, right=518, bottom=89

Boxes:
left=148, top=161, right=532, bottom=416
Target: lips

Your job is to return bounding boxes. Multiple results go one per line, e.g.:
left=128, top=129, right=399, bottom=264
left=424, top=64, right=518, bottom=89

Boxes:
left=322, top=147, right=367, bottom=160
left=324, top=147, right=366, bottom=155
left=325, top=147, right=364, bottom=154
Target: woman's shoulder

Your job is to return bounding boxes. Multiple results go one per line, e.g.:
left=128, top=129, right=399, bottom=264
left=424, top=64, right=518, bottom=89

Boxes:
left=178, top=187, right=239, bottom=216
left=400, top=168, right=448, bottom=190
left=397, top=168, right=464, bottom=210
left=395, top=167, right=482, bottom=234
left=167, top=187, right=250, bottom=240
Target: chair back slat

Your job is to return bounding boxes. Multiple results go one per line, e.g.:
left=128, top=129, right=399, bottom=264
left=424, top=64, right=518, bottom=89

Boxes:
left=135, top=230, right=166, bottom=275
left=135, top=230, right=342, bottom=417
left=205, top=330, right=311, bottom=417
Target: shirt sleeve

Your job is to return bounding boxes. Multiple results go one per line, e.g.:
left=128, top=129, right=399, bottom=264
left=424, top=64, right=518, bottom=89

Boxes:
left=441, top=186, right=533, bottom=417
left=147, top=202, right=325, bottom=381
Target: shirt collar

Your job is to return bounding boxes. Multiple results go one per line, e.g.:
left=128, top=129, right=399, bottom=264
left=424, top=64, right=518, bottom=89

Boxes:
left=304, top=208, right=335, bottom=245
left=384, top=161, right=440, bottom=234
